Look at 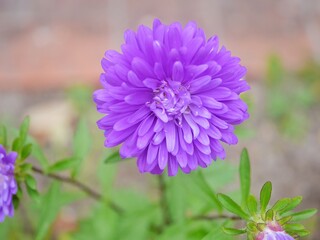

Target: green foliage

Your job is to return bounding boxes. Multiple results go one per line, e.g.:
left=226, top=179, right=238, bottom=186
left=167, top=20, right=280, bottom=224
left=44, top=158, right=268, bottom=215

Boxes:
left=239, top=148, right=251, bottom=208
left=260, top=181, right=272, bottom=213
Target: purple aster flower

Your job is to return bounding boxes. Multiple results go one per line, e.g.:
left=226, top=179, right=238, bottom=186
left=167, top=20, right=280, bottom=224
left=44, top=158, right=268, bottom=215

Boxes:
left=256, top=222, right=294, bottom=240
left=0, top=144, right=18, bottom=222
left=93, top=19, right=249, bottom=176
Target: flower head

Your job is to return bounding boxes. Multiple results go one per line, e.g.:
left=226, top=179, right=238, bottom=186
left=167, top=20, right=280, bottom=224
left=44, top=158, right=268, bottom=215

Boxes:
left=256, top=222, right=294, bottom=240
left=0, top=144, right=18, bottom=222
left=94, top=19, right=249, bottom=176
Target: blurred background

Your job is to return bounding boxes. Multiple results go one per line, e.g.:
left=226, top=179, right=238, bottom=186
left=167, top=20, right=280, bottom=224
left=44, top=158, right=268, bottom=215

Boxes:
left=0, top=0, right=320, bottom=239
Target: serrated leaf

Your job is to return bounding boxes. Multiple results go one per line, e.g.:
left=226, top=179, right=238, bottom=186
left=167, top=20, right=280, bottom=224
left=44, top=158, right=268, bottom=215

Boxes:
left=271, top=198, right=290, bottom=212
left=25, top=174, right=37, bottom=190
left=285, top=208, right=317, bottom=222
left=21, top=143, right=33, bottom=160
left=19, top=116, right=30, bottom=145
left=223, top=227, right=246, bottom=235
left=260, top=181, right=272, bottom=213
left=104, top=150, right=122, bottom=164
left=278, top=196, right=302, bottom=214
left=239, top=148, right=251, bottom=208
left=48, top=157, right=79, bottom=173
left=247, top=195, right=258, bottom=215
left=218, top=194, right=250, bottom=220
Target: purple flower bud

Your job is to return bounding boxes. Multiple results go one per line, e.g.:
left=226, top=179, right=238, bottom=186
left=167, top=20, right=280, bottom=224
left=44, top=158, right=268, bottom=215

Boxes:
left=93, top=19, right=249, bottom=175
left=256, top=222, right=294, bottom=240
left=0, top=144, right=18, bottom=222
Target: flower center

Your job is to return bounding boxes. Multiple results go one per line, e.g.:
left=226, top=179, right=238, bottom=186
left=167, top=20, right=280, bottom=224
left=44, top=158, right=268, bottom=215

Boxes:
left=150, top=80, right=191, bottom=118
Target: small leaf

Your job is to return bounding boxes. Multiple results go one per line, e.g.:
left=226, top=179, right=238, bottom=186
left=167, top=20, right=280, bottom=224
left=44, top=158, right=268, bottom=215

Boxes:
left=265, top=209, right=274, bottom=221
left=26, top=183, right=40, bottom=202
left=218, top=194, right=250, bottom=220
left=246, top=221, right=258, bottom=232
left=223, top=227, right=246, bottom=235
left=20, top=163, right=33, bottom=173
left=294, top=229, right=310, bottom=237
left=260, top=181, right=272, bottom=213
left=19, top=116, right=30, bottom=145
left=247, top=195, right=258, bottom=215
left=104, top=150, right=122, bottom=164
left=12, top=195, right=20, bottom=209
left=31, top=142, right=49, bottom=171
left=286, top=208, right=317, bottom=222
left=25, top=174, right=37, bottom=190
left=72, top=118, right=91, bottom=177
left=12, top=137, right=22, bottom=152
left=284, top=223, right=305, bottom=231
left=194, top=172, right=222, bottom=211
left=271, top=198, right=290, bottom=212
left=21, top=143, right=33, bottom=160
left=239, top=148, right=251, bottom=207
left=277, top=216, right=292, bottom=225
left=48, top=157, right=79, bottom=173
left=278, top=196, right=302, bottom=214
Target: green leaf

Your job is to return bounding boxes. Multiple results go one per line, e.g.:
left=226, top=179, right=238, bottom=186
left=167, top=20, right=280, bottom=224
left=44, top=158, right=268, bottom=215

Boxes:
left=265, top=209, right=274, bottom=221
left=26, top=183, right=40, bottom=202
left=0, top=125, right=7, bottom=147
left=247, top=195, right=258, bottom=215
left=25, top=174, right=37, bottom=190
left=31, top=142, right=49, bottom=171
left=104, top=150, right=122, bottom=164
left=260, top=181, right=272, bottom=213
left=35, top=182, right=61, bottom=240
left=194, top=171, right=222, bottom=211
left=278, top=196, right=302, bottom=214
left=12, top=137, right=22, bottom=153
left=223, top=227, right=246, bottom=235
left=21, top=143, right=33, bottom=160
left=12, top=195, right=20, bottom=209
left=239, top=148, right=251, bottom=207
left=277, top=216, right=292, bottom=225
left=48, top=157, right=79, bottom=173
left=72, top=118, right=91, bottom=177
left=20, top=163, right=33, bottom=173
left=19, top=116, right=30, bottom=145
left=284, top=223, right=305, bottom=231
left=218, top=194, right=250, bottom=220
left=271, top=198, right=290, bottom=212
left=285, top=208, right=317, bottom=222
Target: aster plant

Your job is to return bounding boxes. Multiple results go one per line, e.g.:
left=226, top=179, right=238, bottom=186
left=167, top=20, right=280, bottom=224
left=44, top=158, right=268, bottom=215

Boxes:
left=93, top=19, right=250, bottom=176
left=0, top=20, right=317, bottom=240
left=0, top=144, right=17, bottom=222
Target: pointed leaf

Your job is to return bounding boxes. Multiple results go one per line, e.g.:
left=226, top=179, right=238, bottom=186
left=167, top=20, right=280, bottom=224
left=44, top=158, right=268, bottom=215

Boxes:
left=223, top=227, right=246, bottom=235
left=247, top=195, right=258, bottom=215
left=271, top=198, right=290, bottom=212
left=25, top=174, right=37, bottom=190
left=48, top=157, right=79, bottom=173
left=19, top=116, right=30, bottom=145
left=21, top=143, right=33, bottom=160
left=285, top=208, right=317, bottom=222
left=218, top=194, right=250, bottom=220
left=239, top=148, right=251, bottom=207
left=104, top=150, right=122, bottom=164
left=278, top=196, right=302, bottom=214
left=260, top=181, right=272, bottom=213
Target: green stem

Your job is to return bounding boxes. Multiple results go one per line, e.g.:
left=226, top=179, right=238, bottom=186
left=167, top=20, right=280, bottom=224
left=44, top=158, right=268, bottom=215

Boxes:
left=32, top=166, right=123, bottom=214
left=158, top=175, right=172, bottom=227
